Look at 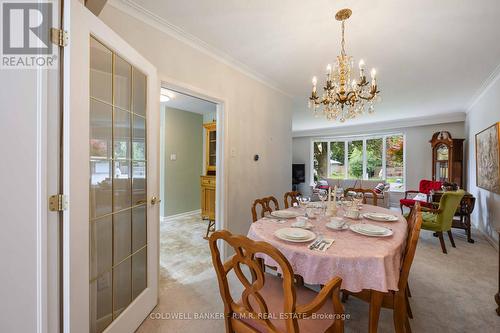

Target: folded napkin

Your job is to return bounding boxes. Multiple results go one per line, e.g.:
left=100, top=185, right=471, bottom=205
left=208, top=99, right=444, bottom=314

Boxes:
left=309, top=238, right=334, bottom=252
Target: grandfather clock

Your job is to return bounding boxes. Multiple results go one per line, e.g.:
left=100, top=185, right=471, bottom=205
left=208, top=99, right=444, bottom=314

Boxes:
left=430, top=131, right=465, bottom=188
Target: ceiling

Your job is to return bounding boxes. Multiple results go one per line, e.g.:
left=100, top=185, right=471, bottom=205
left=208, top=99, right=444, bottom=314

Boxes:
left=123, top=0, right=500, bottom=132
left=161, top=88, right=217, bottom=115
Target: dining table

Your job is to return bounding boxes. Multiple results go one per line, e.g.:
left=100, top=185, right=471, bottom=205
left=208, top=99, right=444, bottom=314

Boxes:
left=247, top=203, right=409, bottom=333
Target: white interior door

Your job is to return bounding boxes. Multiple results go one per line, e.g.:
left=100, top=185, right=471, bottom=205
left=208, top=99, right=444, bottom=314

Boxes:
left=63, top=1, right=159, bottom=332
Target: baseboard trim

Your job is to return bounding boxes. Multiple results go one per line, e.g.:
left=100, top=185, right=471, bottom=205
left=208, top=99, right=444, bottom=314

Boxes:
left=477, top=228, right=499, bottom=251
left=161, top=209, right=201, bottom=222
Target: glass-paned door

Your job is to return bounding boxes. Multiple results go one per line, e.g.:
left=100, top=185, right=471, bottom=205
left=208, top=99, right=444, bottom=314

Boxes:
left=313, top=142, right=328, bottom=181
left=366, top=138, right=383, bottom=180
left=347, top=140, right=363, bottom=179
left=89, top=37, right=148, bottom=333
left=63, top=2, right=158, bottom=333
left=386, top=135, right=405, bottom=190
left=329, top=142, right=345, bottom=179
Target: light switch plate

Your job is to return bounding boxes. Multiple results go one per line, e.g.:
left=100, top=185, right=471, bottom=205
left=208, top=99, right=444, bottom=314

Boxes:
left=170, top=153, right=177, bottom=161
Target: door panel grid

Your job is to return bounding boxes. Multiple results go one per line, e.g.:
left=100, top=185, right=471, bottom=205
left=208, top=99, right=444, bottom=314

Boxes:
left=89, top=36, right=148, bottom=333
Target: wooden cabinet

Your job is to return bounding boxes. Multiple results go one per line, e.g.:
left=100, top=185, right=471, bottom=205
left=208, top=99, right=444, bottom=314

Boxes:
left=430, top=131, right=465, bottom=188
left=204, top=122, right=216, bottom=173
left=201, top=122, right=216, bottom=223
left=201, top=175, right=216, bottom=220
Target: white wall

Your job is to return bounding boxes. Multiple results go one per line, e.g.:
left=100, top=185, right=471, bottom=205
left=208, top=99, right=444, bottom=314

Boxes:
left=100, top=3, right=293, bottom=236
left=466, top=77, right=500, bottom=245
left=292, top=121, right=465, bottom=192
left=0, top=62, right=60, bottom=333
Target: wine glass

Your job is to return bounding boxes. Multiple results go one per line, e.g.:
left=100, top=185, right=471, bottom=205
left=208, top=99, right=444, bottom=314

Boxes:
left=318, top=190, right=327, bottom=210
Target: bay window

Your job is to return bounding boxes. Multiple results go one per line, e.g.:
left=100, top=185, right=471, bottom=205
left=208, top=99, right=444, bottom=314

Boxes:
left=311, top=133, right=405, bottom=191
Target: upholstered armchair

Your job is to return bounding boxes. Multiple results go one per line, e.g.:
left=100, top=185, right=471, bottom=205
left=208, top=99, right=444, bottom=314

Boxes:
left=400, top=179, right=443, bottom=213
left=407, top=190, right=465, bottom=254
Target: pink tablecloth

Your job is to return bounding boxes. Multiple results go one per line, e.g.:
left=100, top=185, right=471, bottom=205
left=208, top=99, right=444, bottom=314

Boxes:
left=247, top=205, right=407, bottom=293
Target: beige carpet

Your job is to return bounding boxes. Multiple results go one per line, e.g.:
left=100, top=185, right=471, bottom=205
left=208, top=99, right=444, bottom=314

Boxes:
left=137, top=214, right=500, bottom=333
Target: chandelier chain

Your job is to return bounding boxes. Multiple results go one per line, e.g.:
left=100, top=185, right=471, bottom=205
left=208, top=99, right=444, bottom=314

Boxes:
left=341, top=20, right=346, bottom=56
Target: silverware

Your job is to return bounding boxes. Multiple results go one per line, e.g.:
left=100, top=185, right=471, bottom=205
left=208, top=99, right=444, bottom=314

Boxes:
left=309, top=239, right=322, bottom=250
left=319, top=241, right=328, bottom=251
left=312, top=240, right=326, bottom=251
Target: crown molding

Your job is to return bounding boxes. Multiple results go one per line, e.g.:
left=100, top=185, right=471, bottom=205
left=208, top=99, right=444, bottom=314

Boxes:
left=466, top=62, right=500, bottom=113
left=292, top=111, right=466, bottom=138
left=106, top=0, right=292, bottom=99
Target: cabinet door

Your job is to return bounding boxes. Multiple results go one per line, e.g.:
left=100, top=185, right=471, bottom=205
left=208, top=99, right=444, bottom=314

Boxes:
left=207, top=188, right=216, bottom=220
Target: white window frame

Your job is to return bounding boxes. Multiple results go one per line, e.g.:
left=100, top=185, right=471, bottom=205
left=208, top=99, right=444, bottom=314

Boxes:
left=309, top=132, right=406, bottom=192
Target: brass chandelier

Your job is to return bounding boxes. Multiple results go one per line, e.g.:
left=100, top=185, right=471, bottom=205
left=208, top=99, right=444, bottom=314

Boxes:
left=308, top=8, right=381, bottom=122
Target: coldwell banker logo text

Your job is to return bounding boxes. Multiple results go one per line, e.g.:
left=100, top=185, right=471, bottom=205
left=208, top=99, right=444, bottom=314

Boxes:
left=1, top=1, right=56, bottom=69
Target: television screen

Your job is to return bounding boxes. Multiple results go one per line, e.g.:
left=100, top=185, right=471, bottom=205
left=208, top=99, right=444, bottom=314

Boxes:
left=292, top=164, right=305, bottom=184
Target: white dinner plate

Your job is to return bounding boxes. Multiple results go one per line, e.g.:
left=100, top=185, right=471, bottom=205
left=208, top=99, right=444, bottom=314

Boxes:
left=349, top=224, right=393, bottom=237
left=274, top=228, right=316, bottom=242
left=271, top=210, right=302, bottom=219
left=363, top=213, right=399, bottom=222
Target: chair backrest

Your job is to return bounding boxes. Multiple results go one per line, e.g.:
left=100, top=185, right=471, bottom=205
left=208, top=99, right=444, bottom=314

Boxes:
left=251, top=196, right=280, bottom=222
left=209, top=230, right=299, bottom=332
left=436, top=190, right=466, bottom=230
left=344, top=188, right=378, bottom=206
left=398, top=203, right=423, bottom=290
left=418, top=179, right=442, bottom=195
left=284, top=191, right=300, bottom=208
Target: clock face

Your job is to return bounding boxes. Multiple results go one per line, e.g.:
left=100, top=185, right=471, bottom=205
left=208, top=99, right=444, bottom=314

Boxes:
left=436, top=144, right=449, bottom=161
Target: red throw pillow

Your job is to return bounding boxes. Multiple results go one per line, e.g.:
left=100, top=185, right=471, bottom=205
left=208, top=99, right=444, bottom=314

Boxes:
left=373, top=183, right=385, bottom=194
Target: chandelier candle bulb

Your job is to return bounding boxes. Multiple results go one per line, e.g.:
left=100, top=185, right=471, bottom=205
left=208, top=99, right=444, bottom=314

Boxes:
left=371, top=68, right=377, bottom=79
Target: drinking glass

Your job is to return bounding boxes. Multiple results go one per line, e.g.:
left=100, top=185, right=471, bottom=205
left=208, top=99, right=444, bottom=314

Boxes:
left=318, top=190, right=327, bottom=213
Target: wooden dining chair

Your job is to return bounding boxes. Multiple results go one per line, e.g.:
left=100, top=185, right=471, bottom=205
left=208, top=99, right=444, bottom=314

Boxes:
left=209, top=230, right=345, bottom=333
left=284, top=191, right=300, bottom=208
left=342, top=203, right=423, bottom=333
left=344, top=188, right=378, bottom=206
left=251, top=196, right=280, bottom=222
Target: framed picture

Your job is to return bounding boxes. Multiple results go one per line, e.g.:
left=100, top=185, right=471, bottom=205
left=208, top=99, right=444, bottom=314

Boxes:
left=475, top=122, right=500, bottom=194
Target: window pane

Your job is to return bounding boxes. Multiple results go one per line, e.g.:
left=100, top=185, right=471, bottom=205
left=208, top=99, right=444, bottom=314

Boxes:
left=132, top=114, right=146, bottom=161
left=90, top=216, right=112, bottom=279
left=113, top=160, right=131, bottom=211
left=113, top=209, right=131, bottom=264
left=114, top=109, right=131, bottom=160
left=132, top=248, right=147, bottom=299
left=90, top=271, right=112, bottom=333
left=90, top=160, right=112, bottom=219
left=90, top=38, right=112, bottom=104
left=329, top=142, right=345, bottom=179
left=347, top=140, right=363, bottom=179
left=366, top=138, right=383, bottom=180
left=313, top=142, right=328, bottom=181
left=114, top=55, right=131, bottom=111
left=386, top=135, right=405, bottom=190
left=113, top=258, right=132, bottom=318
left=132, top=68, right=146, bottom=117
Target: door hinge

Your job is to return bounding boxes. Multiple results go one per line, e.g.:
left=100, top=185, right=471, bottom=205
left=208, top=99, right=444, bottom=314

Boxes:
left=49, top=194, right=68, bottom=212
left=51, top=28, right=69, bottom=47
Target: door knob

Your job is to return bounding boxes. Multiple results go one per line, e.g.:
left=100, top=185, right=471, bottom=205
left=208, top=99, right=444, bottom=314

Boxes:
left=151, top=196, right=161, bottom=205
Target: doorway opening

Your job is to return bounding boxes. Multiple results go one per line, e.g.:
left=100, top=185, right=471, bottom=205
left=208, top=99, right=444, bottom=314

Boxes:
left=157, top=84, right=224, bottom=293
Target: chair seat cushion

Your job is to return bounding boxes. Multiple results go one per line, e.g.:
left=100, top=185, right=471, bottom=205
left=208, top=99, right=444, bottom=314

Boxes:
left=400, top=199, right=434, bottom=208
left=421, top=212, right=443, bottom=231
left=238, top=274, right=340, bottom=332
